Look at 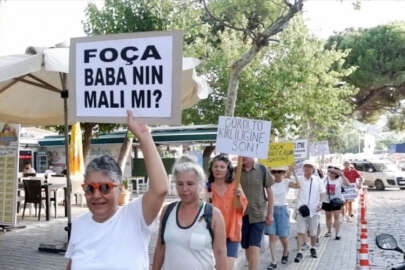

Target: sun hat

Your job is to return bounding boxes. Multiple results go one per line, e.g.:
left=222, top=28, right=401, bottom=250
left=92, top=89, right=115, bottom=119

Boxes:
left=303, top=160, right=317, bottom=168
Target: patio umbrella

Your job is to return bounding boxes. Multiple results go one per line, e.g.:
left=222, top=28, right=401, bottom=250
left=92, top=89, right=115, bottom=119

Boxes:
left=0, top=44, right=212, bottom=243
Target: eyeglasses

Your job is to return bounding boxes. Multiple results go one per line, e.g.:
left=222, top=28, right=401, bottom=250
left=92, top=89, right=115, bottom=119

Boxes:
left=271, top=170, right=286, bottom=174
left=81, top=182, right=118, bottom=195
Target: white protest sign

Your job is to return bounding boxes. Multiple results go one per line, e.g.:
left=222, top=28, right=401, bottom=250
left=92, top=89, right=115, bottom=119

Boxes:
left=294, top=139, right=308, bottom=161
left=69, top=31, right=183, bottom=125
left=215, top=116, right=271, bottom=159
left=309, top=140, right=330, bottom=157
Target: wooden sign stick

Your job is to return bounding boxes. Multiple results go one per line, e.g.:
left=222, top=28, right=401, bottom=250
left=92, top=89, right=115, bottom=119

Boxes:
left=233, top=156, right=243, bottom=208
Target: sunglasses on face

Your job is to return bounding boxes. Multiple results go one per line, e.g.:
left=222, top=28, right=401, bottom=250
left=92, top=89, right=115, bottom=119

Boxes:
left=271, top=170, right=286, bottom=174
left=81, top=182, right=118, bottom=195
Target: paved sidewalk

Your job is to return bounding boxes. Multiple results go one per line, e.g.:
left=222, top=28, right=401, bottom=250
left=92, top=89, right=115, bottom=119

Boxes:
left=235, top=210, right=358, bottom=270
left=0, top=198, right=359, bottom=270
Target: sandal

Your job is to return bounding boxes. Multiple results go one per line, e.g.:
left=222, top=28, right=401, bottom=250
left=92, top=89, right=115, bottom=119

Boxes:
left=281, top=253, right=289, bottom=264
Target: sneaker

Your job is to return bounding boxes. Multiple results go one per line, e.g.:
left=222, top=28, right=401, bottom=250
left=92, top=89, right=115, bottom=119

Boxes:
left=310, top=248, right=317, bottom=258
left=281, top=253, right=289, bottom=264
left=324, top=232, right=331, bottom=237
left=267, top=263, right=277, bottom=269
left=294, top=252, right=303, bottom=263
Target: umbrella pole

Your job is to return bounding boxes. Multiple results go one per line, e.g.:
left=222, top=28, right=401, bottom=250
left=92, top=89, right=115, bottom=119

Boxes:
left=38, top=76, right=72, bottom=254
left=62, top=89, right=72, bottom=241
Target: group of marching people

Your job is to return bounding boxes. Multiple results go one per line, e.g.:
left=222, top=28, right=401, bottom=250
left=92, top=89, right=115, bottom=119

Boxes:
left=65, top=112, right=362, bottom=270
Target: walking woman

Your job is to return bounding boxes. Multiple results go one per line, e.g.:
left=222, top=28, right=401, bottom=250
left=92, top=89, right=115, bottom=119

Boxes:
left=152, top=156, right=227, bottom=270
left=322, top=165, right=350, bottom=240
left=265, top=166, right=299, bottom=270
left=207, top=154, right=248, bottom=270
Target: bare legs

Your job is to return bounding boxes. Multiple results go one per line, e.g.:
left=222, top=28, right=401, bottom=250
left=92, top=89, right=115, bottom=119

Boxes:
left=246, top=246, right=260, bottom=270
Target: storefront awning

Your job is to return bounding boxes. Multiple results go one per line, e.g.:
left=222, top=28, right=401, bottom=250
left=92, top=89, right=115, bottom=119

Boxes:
left=39, top=125, right=218, bottom=146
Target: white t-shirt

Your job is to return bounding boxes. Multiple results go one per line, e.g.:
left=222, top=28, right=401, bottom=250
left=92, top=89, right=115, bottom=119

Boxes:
left=272, top=180, right=290, bottom=206
left=65, top=197, right=156, bottom=270
left=162, top=201, right=215, bottom=270
left=323, top=177, right=344, bottom=202
left=296, top=175, right=326, bottom=217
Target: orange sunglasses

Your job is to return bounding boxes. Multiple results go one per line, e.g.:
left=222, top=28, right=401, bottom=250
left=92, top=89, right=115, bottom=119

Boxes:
left=82, top=182, right=118, bottom=195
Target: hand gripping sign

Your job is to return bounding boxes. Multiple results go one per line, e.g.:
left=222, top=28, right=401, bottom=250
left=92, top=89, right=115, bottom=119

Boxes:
left=215, top=116, right=271, bottom=159
left=69, top=31, right=183, bottom=125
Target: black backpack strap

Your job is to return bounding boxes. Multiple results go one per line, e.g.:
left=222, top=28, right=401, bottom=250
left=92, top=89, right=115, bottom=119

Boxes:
left=160, top=201, right=177, bottom=245
left=203, top=202, right=214, bottom=246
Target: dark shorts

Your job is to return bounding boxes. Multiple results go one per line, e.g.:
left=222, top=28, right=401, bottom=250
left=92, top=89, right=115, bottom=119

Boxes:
left=241, top=215, right=265, bottom=249
left=322, top=202, right=342, bottom=211
left=226, top=239, right=240, bottom=258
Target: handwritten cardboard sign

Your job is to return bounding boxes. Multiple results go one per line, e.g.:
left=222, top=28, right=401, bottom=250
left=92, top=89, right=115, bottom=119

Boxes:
left=259, top=142, right=294, bottom=167
left=216, top=116, right=271, bottom=159
left=69, top=31, right=183, bottom=125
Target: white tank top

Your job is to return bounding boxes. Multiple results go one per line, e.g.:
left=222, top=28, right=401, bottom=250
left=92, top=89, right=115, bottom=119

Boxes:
left=162, top=201, right=215, bottom=270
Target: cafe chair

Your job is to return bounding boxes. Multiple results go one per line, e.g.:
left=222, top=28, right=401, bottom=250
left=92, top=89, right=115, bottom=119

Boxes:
left=22, top=180, right=44, bottom=221
left=21, top=180, right=58, bottom=220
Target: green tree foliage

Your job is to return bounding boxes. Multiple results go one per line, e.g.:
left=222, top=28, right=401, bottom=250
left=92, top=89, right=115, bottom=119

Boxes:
left=183, top=16, right=357, bottom=140
left=326, top=22, right=405, bottom=123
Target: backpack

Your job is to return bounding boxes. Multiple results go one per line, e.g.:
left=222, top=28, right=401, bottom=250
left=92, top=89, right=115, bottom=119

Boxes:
left=160, top=201, right=214, bottom=245
left=258, top=164, right=268, bottom=201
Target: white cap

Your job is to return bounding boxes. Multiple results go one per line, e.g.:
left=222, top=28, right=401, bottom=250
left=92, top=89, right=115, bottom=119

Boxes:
left=303, top=160, right=317, bottom=168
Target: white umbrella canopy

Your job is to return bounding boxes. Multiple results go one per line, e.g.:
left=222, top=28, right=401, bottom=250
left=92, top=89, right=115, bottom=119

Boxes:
left=0, top=44, right=211, bottom=241
left=0, top=46, right=211, bottom=125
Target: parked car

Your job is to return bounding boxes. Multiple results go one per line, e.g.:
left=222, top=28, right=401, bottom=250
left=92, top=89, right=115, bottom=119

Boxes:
left=350, top=159, right=405, bottom=190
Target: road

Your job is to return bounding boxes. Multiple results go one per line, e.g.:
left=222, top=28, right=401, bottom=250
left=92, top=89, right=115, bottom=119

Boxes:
left=366, top=189, right=405, bottom=270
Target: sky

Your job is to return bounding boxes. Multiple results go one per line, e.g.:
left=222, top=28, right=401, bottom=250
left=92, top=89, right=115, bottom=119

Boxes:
left=0, top=0, right=404, bottom=56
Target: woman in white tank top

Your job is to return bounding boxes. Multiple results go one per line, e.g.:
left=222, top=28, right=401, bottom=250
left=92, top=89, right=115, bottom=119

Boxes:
left=152, top=156, right=227, bottom=270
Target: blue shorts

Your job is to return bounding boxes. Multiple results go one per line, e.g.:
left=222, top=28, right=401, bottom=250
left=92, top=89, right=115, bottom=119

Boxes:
left=241, top=215, right=265, bottom=249
left=226, top=239, right=239, bottom=258
left=265, top=205, right=290, bottom=237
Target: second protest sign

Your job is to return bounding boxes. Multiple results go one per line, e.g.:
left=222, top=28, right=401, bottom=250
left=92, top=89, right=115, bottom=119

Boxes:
left=216, top=116, right=271, bottom=159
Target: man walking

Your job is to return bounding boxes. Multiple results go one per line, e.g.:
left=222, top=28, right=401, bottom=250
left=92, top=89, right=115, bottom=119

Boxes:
left=240, top=156, right=274, bottom=270
left=291, top=160, right=325, bottom=263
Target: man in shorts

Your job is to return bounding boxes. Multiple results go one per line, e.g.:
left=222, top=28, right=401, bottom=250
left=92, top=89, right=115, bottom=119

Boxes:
left=292, top=160, right=326, bottom=263
left=240, top=157, right=274, bottom=270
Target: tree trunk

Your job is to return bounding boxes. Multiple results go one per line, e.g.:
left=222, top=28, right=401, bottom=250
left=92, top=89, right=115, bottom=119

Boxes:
left=82, top=123, right=95, bottom=164
left=117, top=135, right=133, bottom=174
left=202, top=145, right=215, bottom=173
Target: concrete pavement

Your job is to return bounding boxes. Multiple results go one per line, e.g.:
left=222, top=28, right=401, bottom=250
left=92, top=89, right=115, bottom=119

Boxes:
left=0, top=196, right=359, bottom=270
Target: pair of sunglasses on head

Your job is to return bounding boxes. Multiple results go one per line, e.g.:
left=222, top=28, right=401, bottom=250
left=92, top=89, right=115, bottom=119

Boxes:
left=82, top=182, right=118, bottom=195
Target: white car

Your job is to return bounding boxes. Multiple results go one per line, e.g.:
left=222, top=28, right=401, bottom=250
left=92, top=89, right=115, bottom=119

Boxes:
left=350, top=160, right=405, bottom=190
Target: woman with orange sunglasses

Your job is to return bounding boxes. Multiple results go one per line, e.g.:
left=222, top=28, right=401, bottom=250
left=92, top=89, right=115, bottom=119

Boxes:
left=65, top=110, right=169, bottom=270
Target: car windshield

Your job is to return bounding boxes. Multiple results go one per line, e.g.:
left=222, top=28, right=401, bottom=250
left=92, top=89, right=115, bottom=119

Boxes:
left=373, top=163, right=398, bottom=172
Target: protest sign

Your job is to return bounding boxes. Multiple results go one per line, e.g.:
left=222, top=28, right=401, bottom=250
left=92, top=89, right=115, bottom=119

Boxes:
left=342, top=184, right=358, bottom=200
left=294, top=139, right=308, bottom=161
left=309, top=140, right=330, bottom=157
left=69, top=31, right=183, bottom=125
left=215, top=116, right=271, bottom=159
left=259, top=142, right=294, bottom=167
